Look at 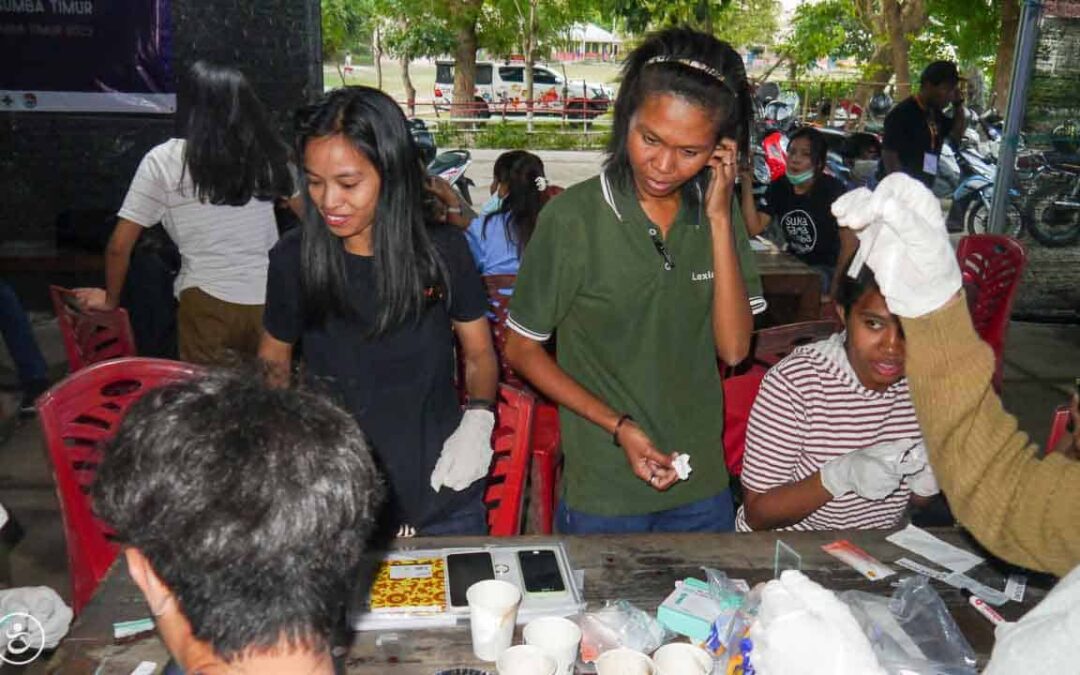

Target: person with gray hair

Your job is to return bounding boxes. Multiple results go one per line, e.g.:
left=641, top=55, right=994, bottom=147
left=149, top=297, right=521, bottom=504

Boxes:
left=93, top=371, right=384, bottom=674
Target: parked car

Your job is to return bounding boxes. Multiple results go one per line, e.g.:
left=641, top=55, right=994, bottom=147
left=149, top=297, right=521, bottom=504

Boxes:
left=433, top=60, right=613, bottom=118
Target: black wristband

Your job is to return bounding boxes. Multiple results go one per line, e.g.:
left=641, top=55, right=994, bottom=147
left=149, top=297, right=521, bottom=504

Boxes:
left=612, top=414, right=634, bottom=447
left=466, top=398, right=496, bottom=412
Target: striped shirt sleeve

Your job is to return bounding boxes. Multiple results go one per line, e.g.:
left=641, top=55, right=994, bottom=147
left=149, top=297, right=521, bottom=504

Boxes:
left=740, top=366, right=807, bottom=494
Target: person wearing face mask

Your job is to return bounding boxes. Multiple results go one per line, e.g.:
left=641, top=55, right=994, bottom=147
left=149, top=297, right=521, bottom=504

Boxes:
left=743, top=127, right=857, bottom=301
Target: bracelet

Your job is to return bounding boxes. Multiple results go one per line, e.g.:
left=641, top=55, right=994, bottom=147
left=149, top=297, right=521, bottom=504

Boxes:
left=466, top=398, right=496, bottom=412
left=612, top=413, right=634, bottom=447
left=446, top=206, right=462, bottom=215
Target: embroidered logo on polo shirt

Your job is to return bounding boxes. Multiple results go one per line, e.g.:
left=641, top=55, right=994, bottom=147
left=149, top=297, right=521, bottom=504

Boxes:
left=691, top=270, right=714, bottom=282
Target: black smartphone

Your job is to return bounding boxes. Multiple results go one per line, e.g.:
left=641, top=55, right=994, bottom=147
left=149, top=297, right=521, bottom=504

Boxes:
left=517, top=549, right=566, bottom=594
left=446, top=552, right=495, bottom=607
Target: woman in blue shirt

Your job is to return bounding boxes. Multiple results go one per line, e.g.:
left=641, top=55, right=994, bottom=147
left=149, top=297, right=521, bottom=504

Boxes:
left=464, top=150, right=552, bottom=275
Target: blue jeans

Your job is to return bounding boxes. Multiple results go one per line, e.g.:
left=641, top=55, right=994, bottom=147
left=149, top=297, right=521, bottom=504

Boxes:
left=0, top=281, right=47, bottom=386
left=557, top=490, right=735, bottom=535
left=420, top=496, right=489, bottom=536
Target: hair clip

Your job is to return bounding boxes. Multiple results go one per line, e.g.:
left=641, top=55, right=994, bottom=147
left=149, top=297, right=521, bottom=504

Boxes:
left=644, top=56, right=727, bottom=87
left=534, top=175, right=549, bottom=192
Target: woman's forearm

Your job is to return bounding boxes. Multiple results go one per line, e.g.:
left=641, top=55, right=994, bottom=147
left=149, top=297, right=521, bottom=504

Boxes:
left=742, top=473, right=832, bottom=530
left=462, top=346, right=498, bottom=402
left=505, top=333, right=622, bottom=434
left=709, top=211, right=753, bottom=365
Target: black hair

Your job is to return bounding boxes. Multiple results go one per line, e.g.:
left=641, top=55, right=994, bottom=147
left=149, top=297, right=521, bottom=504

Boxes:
left=836, top=261, right=881, bottom=315
left=93, top=370, right=385, bottom=662
left=482, top=150, right=547, bottom=257
left=920, top=60, right=960, bottom=87
left=179, top=61, right=293, bottom=206
left=294, top=86, right=447, bottom=335
left=605, top=27, right=753, bottom=189
left=787, top=126, right=829, bottom=176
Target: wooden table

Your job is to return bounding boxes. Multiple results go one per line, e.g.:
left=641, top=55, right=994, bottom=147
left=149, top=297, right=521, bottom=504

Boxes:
left=754, top=250, right=822, bottom=326
left=47, top=529, right=1049, bottom=674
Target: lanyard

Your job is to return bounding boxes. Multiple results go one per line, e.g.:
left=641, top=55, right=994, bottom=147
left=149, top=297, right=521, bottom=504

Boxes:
left=913, top=95, right=938, bottom=150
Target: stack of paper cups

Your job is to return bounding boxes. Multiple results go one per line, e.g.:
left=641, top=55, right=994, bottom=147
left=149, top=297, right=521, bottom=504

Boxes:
left=497, top=644, right=557, bottom=675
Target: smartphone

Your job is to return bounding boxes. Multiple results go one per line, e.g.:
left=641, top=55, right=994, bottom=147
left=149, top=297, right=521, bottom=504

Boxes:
left=517, top=549, right=566, bottom=595
left=446, top=552, right=495, bottom=608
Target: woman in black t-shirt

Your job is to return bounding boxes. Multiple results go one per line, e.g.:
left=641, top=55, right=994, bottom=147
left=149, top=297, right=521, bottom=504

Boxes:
left=744, top=127, right=858, bottom=300
left=258, top=87, right=499, bottom=536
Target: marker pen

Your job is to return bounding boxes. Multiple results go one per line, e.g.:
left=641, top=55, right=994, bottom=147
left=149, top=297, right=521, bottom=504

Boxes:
left=965, top=590, right=1007, bottom=626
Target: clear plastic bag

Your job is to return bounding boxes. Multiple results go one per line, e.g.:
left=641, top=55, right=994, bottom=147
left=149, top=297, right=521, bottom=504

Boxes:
left=578, top=599, right=671, bottom=663
left=840, top=575, right=978, bottom=675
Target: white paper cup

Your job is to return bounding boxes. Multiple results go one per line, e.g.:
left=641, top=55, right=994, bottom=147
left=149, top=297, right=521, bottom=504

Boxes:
left=497, top=644, right=558, bottom=675
left=523, top=616, right=582, bottom=675
left=653, top=643, right=713, bottom=675
left=595, top=647, right=656, bottom=675
left=467, top=579, right=522, bottom=661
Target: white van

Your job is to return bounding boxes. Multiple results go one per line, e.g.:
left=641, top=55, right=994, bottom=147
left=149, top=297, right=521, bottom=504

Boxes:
left=433, top=60, right=612, bottom=118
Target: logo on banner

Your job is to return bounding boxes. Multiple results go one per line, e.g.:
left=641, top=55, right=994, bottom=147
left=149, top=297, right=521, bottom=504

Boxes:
left=1, top=612, right=45, bottom=665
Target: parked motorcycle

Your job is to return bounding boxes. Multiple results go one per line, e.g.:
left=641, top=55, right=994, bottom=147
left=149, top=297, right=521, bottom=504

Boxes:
left=1024, top=159, right=1080, bottom=247
left=427, top=149, right=475, bottom=205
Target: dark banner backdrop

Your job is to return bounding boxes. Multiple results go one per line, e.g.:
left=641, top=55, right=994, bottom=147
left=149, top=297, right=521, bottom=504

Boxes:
left=0, top=0, right=174, bottom=113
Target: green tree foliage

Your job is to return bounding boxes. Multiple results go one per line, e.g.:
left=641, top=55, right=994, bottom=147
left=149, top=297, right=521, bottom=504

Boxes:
left=381, top=0, right=457, bottom=60
left=780, top=0, right=874, bottom=76
left=598, top=0, right=779, bottom=45
left=322, top=0, right=375, bottom=61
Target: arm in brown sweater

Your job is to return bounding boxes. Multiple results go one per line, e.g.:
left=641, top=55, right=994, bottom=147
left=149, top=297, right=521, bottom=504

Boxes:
left=901, top=294, right=1080, bottom=577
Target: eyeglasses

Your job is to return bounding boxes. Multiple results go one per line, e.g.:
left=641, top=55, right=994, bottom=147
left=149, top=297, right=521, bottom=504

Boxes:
left=647, top=226, right=675, bottom=271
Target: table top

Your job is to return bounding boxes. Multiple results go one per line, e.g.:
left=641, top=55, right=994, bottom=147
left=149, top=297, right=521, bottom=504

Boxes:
left=47, top=528, right=1049, bottom=674
left=752, top=249, right=818, bottom=276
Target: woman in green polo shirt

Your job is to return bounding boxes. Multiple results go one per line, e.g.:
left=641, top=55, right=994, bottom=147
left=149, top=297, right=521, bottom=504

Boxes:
left=505, top=28, right=765, bottom=534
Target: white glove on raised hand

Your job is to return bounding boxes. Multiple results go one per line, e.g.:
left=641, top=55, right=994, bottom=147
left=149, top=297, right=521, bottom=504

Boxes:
left=820, top=439, right=918, bottom=500
left=0, top=586, right=73, bottom=650
left=831, top=173, right=962, bottom=318
left=898, top=440, right=941, bottom=497
left=430, top=409, right=495, bottom=492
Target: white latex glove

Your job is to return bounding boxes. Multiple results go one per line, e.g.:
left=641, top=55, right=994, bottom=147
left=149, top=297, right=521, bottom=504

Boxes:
left=820, top=439, right=921, bottom=500
left=899, top=441, right=941, bottom=497
left=0, top=586, right=73, bottom=650
left=831, top=173, right=962, bottom=318
left=430, top=409, right=495, bottom=492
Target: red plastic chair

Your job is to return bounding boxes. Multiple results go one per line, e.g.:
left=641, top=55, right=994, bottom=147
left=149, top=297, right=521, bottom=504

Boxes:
left=1046, top=405, right=1071, bottom=454
left=49, top=285, right=137, bottom=373
left=481, top=274, right=561, bottom=534
left=485, top=384, right=537, bottom=536
left=955, top=235, right=1027, bottom=393
left=722, top=365, right=768, bottom=476
left=36, top=357, right=202, bottom=613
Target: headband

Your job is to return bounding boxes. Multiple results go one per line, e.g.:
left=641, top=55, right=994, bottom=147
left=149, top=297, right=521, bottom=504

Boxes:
left=644, top=56, right=729, bottom=89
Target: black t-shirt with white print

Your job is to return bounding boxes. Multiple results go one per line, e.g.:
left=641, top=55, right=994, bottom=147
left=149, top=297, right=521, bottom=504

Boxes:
left=263, top=225, right=488, bottom=529
left=762, top=174, right=846, bottom=268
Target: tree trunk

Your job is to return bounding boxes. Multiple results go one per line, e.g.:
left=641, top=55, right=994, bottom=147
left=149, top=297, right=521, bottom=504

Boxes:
left=373, top=25, right=383, bottom=90
left=853, top=44, right=895, bottom=109
left=451, top=1, right=482, bottom=120
left=883, top=0, right=912, bottom=98
left=401, top=55, right=416, bottom=117
left=992, top=0, right=1021, bottom=113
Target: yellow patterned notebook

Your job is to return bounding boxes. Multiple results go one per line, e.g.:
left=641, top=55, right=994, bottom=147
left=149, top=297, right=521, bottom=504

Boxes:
left=368, top=557, right=447, bottom=613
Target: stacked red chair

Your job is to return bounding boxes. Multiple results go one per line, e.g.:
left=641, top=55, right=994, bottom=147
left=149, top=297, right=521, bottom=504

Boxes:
left=955, top=235, right=1027, bottom=393
left=484, top=384, right=537, bottom=536
left=49, top=285, right=137, bottom=373
left=36, top=357, right=202, bottom=613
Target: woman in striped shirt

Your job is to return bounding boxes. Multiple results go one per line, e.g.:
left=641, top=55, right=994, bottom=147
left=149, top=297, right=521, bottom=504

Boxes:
left=735, top=265, right=939, bottom=531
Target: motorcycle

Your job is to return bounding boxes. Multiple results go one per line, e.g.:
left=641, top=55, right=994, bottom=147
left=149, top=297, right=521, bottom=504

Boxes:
left=953, top=148, right=1026, bottom=238
left=409, top=118, right=476, bottom=205
left=1024, top=159, right=1080, bottom=247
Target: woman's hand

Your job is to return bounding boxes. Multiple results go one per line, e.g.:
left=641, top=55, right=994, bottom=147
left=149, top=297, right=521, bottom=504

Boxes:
left=704, top=138, right=739, bottom=225
left=71, top=287, right=115, bottom=312
left=616, top=421, right=678, bottom=491
left=1053, top=394, right=1080, bottom=460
